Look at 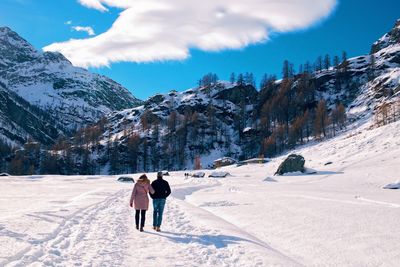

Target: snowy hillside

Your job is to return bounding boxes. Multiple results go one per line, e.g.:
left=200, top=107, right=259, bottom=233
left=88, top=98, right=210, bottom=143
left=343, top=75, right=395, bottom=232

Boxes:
left=1, top=118, right=399, bottom=266
left=103, top=83, right=257, bottom=167
left=82, top=19, right=400, bottom=174
left=0, top=27, right=142, bottom=142
left=304, top=19, right=400, bottom=120
left=0, top=83, right=61, bottom=145
left=1, top=20, right=400, bottom=175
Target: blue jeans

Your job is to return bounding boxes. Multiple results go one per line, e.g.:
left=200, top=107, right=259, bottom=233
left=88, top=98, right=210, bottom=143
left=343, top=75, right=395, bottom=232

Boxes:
left=153, top=199, right=166, bottom=227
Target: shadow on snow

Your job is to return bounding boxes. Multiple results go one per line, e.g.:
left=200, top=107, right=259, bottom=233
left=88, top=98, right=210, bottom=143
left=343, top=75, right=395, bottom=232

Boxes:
left=146, top=231, right=260, bottom=249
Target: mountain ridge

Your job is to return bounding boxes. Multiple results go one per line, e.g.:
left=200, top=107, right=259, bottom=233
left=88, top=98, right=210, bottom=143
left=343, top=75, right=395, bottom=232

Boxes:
left=1, top=19, right=400, bottom=175
left=0, top=27, right=142, bottom=145
left=85, top=19, right=400, bottom=173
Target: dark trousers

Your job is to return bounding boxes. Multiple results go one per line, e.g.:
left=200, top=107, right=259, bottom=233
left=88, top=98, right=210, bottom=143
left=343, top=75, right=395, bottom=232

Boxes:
left=135, top=210, right=146, bottom=227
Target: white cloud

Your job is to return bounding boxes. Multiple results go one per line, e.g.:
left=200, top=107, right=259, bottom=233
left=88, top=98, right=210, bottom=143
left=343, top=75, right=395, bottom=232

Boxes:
left=72, top=26, right=96, bottom=36
left=65, top=20, right=73, bottom=25
left=77, top=0, right=108, bottom=12
left=45, top=0, right=337, bottom=68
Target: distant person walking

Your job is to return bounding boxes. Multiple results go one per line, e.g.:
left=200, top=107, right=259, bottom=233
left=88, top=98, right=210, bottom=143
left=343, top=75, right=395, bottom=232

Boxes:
left=130, top=174, right=154, bottom=232
left=150, top=171, right=171, bottom=232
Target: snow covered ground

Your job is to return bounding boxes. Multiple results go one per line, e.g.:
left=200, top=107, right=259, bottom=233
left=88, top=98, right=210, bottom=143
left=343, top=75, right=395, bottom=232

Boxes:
left=1, top=120, right=400, bottom=266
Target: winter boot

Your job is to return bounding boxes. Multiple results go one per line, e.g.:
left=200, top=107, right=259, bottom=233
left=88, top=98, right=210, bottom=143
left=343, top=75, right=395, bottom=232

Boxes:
left=156, top=226, right=161, bottom=232
left=140, top=227, right=144, bottom=232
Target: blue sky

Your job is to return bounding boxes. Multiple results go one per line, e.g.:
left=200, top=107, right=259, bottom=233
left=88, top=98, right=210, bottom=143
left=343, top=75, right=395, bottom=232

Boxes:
left=0, top=0, right=399, bottom=100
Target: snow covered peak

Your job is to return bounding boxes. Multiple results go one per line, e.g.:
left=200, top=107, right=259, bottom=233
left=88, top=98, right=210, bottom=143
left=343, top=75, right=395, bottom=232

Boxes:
left=42, top=51, right=72, bottom=64
left=396, top=19, right=400, bottom=29
left=0, top=26, right=16, bottom=36
left=0, top=27, right=142, bottom=142
left=371, top=19, right=400, bottom=54
left=0, top=27, right=40, bottom=64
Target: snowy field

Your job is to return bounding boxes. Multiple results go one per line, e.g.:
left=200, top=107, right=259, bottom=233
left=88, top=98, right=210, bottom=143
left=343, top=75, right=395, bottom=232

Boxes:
left=1, top=121, right=400, bottom=266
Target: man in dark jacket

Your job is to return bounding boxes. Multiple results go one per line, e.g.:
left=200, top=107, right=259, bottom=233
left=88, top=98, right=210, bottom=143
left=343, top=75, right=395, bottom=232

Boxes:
left=150, top=171, right=171, bottom=232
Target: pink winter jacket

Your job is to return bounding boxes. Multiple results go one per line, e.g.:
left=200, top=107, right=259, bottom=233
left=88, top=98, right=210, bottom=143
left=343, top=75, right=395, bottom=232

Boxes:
left=130, top=181, right=155, bottom=210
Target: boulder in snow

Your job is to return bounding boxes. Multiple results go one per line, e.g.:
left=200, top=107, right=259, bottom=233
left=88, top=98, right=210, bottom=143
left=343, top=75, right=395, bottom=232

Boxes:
left=213, top=157, right=236, bottom=168
left=275, top=154, right=305, bottom=175
left=192, top=172, right=205, bottom=178
left=117, top=177, right=135, bottom=183
left=237, top=158, right=270, bottom=166
left=209, top=171, right=230, bottom=178
left=383, top=182, right=400, bottom=189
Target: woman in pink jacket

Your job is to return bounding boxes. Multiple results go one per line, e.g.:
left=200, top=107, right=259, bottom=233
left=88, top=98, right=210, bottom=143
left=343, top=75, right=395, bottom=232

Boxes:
left=130, top=174, right=155, bottom=231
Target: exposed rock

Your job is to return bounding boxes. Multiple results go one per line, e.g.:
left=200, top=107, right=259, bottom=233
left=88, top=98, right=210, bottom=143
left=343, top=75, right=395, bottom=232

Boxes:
left=383, top=182, right=400, bottom=189
left=275, top=154, right=305, bottom=175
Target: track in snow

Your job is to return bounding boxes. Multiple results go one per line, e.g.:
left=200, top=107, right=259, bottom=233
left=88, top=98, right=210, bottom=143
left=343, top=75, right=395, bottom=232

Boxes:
left=3, top=182, right=301, bottom=267
left=5, top=189, right=130, bottom=267
left=123, top=183, right=302, bottom=267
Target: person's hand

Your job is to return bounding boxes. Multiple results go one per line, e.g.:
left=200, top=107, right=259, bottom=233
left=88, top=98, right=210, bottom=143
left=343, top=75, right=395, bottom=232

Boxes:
left=130, top=203, right=133, bottom=208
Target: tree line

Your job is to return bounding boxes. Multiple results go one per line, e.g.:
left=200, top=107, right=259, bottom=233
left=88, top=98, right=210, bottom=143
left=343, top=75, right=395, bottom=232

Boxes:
left=1, top=50, right=374, bottom=175
left=374, top=99, right=400, bottom=127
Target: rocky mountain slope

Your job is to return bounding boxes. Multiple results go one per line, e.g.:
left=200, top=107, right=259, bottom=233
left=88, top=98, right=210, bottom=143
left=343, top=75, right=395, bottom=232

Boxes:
left=0, top=27, right=142, bottom=144
left=316, top=19, right=400, bottom=117
left=0, top=82, right=62, bottom=145
left=89, top=19, right=400, bottom=173
left=1, top=20, right=399, bottom=175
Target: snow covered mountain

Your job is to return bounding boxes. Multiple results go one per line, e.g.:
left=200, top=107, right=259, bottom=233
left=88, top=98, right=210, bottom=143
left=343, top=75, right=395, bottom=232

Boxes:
left=0, top=27, right=142, bottom=144
left=87, top=19, right=400, bottom=173
left=1, top=20, right=399, bottom=175
left=314, top=19, right=400, bottom=118
left=98, top=83, right=259, bottom=172
left=0, top=82, right=62, bottom=145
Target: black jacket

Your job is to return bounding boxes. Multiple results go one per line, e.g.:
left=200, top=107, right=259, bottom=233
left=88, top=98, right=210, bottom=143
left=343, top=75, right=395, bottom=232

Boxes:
left=150, top=178, right=171, bottom=199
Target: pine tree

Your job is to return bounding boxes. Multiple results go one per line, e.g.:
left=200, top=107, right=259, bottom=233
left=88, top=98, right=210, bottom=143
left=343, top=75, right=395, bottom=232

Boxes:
left=237, top=73, right=244, bottom=86
left=230, top=72, right=236, bottom=84
left=194, top=155, right=201, bottom=170
left=314, top=100, right=329, bottom=138
left=109, top=141, right=120, bottom=174
left=336, top=103, right=347, bottom=129
left=262, top=134, right=277, bottom=157
left=333, top=55, right=340, bottom=68
left=341, top=51, right=349, bottom=73
left=375, top=102, right=390, bottom=126
left=65, top=146, right=74, bottom=175
left=298, top=64, right=304, bottom=75
left=126, top=133, right=140, bottom=173
left=244, top=72, right=256, bottom=87
left=304, top=61, right=312, bottom=74
left=40, top=152, right=59, bottom=174
left=315, top=56, right=323, bottom=72
left=324, top=54, right=331, bottom=70
left=167, top=111, right=178, bottom=133
left=9, top=155, right=24, bottom=175
left=282, top=60, right=294, bottom=79
left=302, top=109, right=311, bottom=141
left=0, top=140, right=12, bottom=173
